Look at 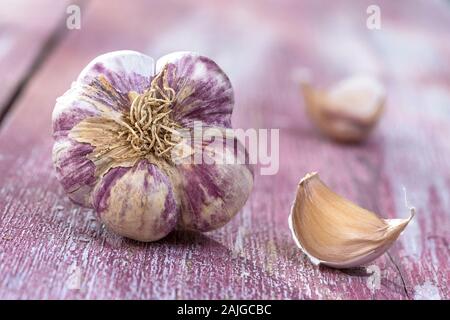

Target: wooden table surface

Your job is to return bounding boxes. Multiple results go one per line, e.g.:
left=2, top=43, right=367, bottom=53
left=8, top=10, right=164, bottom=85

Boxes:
left=0, top=0, right=449, bottom=299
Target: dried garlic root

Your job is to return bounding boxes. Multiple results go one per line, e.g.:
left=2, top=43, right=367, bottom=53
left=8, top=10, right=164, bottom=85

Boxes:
left=289, top=172, right=414, bottom=269
left=301, top=75, right=385, bottom=143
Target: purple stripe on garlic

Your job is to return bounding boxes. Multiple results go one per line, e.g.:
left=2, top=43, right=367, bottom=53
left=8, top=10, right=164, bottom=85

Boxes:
left=156, top=52, right=234, bottom=128
left=93, top=161, right=179, bottom=242
left=52, top=139, right=96, bottom=207
left=77, top=50, right=154, bottom=94
left=52, top=97, right=99, bottom=139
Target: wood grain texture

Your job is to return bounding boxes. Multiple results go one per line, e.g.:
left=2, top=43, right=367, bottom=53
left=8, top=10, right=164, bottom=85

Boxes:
left=0, top=0, right=449, bottom=299
left=0, top=0, right=68, bottom=117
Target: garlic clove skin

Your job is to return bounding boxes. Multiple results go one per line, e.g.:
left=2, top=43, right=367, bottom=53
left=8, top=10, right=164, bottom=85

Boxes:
left=52, top=51, right=156, bottom=207
left=289, top=172, right=414, bottom=269
left=155, top=52, right=234, bottom=128
left=77, top=50, right=155, bottom=93
left=302, top=75, right=385, bottom=143
left=174, top=129, right=254, bottom=232
left=52, top=139, right=96, bottom=207
left=176, top=161, right=253, bottom=232
left=93, top=160, right=179, bottom=242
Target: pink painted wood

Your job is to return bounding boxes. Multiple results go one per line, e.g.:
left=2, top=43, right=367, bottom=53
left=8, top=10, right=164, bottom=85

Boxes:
left=0, top=0, right=68, bottom=115
left=0, top=0, right=449, bottom=299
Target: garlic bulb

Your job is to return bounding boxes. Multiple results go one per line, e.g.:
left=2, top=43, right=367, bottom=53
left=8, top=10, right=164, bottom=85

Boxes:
left=302, top=75, right=385, bottom=142
left=52, top=50, right=253, bottom=242
left=289, top=172, right=414, bottom=269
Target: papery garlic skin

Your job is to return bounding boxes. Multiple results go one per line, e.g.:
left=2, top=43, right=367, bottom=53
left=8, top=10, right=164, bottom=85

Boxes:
left=302, top=75, right=385, bottom=143
left=289, top=172, right=414, bottom=269
left=52, top=50, right=253, bottom=242
left=177, top=159, right=254, bottom=232
left=93, top=161, right=179, bottom=242
left=155, top=52, right=233, bottom=128
left=52, top=139, right=96, bottom=207
left=52, top=50, right=154, bottom=207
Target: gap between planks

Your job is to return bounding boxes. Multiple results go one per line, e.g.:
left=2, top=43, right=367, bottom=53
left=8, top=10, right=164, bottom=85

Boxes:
left=0, top=0, right=87, bottom=129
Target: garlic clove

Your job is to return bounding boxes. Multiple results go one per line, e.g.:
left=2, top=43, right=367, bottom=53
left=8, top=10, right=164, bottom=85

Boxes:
left=77, top=50, right=155, bottom=93
left=289, top=172, right=414, bottom=269
left=52, top=139, right=96, bottom=207
left=302, top=75, right=385, bottom=143
left=54, top=51, right=155, bottom=141
left=52, top=51, right=156, bottom=207
left=174, top=128, right=254, bottom=232
left=155, top=52, right=234, bottom=128
left=92, top=160, right=179, bottom=242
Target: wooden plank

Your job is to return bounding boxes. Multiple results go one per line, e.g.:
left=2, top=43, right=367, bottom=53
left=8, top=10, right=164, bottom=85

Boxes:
left=0, top=0, right=68, bottom=119
left=0, top=0, right=449, bottom=299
